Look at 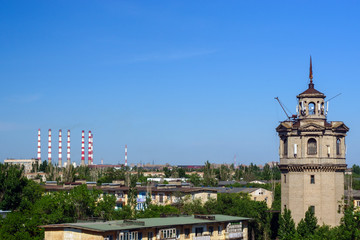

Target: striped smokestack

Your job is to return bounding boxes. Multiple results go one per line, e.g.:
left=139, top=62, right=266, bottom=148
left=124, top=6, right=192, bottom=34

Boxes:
left=67, top=130, right=71, bottom=166
left=58, top=130, right=62, bottom=167
left=125, top=144, right=128, bottom=167
left=88, top=131, right=91, bottom=165
left=37, top=129, right=41, bottom=163
left=48, top=129, right=52, bottom=164
left=90, top=133, right=93, bottom=165
left=81, top=130, right=85, bottom=166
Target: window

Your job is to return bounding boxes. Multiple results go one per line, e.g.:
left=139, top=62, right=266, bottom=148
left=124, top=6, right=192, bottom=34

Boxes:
left=207, top=193, right=211, bottom=200
left=309, top=102, right=315, bottom=115
left=337, top=138, right=341, bottom=155
left=283, top=138, right=288, bottom=156
left=310, top=175, right=315, bottom=184
left=208, top=226, right=214, bottom=236
left=159, top=194, right=164, bottom=203
left=148, top=232, right=153, bottom=240
left=310, top=205, right=315, bottom=213
left=218, top=225, right=222, bottom=235
left=104, top=236, right=113, bottom=240
left=284, top=205, right=287, bottom=209
left=160, top=228, right=176, bottom=239
left=195, top=227, right=203, bottom=237
left=357, top=201, right=360, bottom=207
left=120, top=232, right=138, bottom=240
left=184, top=229, right=190, bottom=238
left=308, top=138, right=317, bottom=155
left=176, top=230, right=180, bottom=239
left=284, top=174, right=287, bottom=184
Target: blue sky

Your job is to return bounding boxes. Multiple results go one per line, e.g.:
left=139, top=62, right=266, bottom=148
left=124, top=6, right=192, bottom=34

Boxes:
left=1, top=1, right=360, bottom=166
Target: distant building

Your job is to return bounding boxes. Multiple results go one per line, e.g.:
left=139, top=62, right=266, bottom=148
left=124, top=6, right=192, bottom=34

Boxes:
left=4, top=158, right=38, bottom=173
left=40, top=214, right=249, bottom=240
left=215, top=187, right=273, bottom=208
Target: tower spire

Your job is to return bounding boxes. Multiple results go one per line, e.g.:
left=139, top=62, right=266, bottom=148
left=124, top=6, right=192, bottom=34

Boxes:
left=309, top=56, right=314, bottom=89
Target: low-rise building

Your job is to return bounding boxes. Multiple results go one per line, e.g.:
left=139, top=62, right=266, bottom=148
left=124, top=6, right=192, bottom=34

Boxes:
left=40, top=214, right=249, bottom=240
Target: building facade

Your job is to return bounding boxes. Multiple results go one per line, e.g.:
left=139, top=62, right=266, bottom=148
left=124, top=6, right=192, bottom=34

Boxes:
left=41, top=214, right=249, bottom=240
left=276, top=61, right=349, bottom=226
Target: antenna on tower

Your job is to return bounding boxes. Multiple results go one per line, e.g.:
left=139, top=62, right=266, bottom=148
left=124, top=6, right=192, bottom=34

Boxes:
left=325, top=93, right=342, bottom=116
left=274, top=97, right=297, bottom=121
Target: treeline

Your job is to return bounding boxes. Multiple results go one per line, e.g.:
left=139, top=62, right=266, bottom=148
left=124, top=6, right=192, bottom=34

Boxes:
left=32, top=160, right=281, bottom=187
left=278, top=207, right=360, bottom=240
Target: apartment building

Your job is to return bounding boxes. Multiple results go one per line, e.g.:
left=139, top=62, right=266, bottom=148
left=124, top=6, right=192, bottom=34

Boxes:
left=40, top=214, right=249, bottom=240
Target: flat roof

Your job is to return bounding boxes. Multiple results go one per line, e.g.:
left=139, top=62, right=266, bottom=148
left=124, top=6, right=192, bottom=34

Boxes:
left=40, top=215, right=249, bottom=233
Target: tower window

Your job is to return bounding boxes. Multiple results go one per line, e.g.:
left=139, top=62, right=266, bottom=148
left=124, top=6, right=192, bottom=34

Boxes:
left=307, top=138, right=317, bottom=155
left=283, top=138, right=288, bottom=156
left=309, top=102, right=315, bottom=115
left=310, top=175, right=315, bottom=184
left=336, top=138, right=341, bottom=155
left=310, top=205, right=315, bottom=213
left=284, top=174, right=287, bottom=183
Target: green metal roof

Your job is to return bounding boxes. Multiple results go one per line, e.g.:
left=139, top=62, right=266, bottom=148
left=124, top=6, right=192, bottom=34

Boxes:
left=41, top=215, right=250, bottom=233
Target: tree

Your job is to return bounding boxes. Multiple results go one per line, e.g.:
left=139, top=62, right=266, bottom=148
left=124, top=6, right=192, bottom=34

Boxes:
left=0, top=164, right=28, bottom=210
left=203, top=161, right=217, bottom=186
left=337, top=204, right=360, bottom=240
left=189, top=173, right=201, bottom=186
left=297, top=207, right=318, bottom=239
left=278, top=208, right=297, bottom=240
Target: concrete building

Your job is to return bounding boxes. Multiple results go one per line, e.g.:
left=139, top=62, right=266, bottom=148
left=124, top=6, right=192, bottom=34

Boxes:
left=3, top=158, right=39, bottom=173
left=276, top=60, right=349, bottom=226
left=40, top=214, right=249, bottom=240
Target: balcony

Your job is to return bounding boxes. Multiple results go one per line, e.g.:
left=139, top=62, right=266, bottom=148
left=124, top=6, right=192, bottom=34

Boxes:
left=225, top=232, right=243, bottom=239
left=192, top=236, right=211, bottom=240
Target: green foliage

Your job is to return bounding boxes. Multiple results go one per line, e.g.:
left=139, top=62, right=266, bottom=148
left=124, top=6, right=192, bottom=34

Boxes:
left=278, top=208, right=296, bottom=240
left=137, top=204, right=179, bottom=218
left=189, top=173, right=201, bottom=186
left=297, top=207, right=318, bottom=239
left=353, top=164, right=360, bottom=176
left=38, top=160, right=48, bottom=172
left=203, top=161, right=217, bottom=187
left=0, top=164, right=29, bottom=210
left=337, top=205, right=360, bottom=240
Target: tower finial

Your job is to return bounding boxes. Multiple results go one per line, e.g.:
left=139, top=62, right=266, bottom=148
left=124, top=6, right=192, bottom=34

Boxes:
left=309, top=56, right=314, bottom=88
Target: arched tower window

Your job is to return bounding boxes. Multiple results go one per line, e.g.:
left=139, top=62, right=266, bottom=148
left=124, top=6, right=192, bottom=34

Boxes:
left=309, top=102, right=315, bottom=115
left=308, top=138, right=317, bottom=155
left=283, top=138, right=288, bottom=156
left=336, top=138, right=341, bottom=155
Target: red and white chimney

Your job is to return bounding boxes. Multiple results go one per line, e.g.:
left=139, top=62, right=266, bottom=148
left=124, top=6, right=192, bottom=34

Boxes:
left=88, top=131, right=91, bottom=165
left=48, top=129, right=52, bottom=164
left=125, top=144, right=128, bottom=167
left=37, top=129, right=41, bottom=163
left=81, top=130, right=85, bottom=166
left=67, top=130, right=71, bottom=166
left=91, top=133, right=94, bottom=164
left=58, top=130, right=62, bottom=167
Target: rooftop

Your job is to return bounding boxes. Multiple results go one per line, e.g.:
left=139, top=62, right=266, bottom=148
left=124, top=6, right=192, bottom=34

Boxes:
left=40, top=214, right=249, bottom=233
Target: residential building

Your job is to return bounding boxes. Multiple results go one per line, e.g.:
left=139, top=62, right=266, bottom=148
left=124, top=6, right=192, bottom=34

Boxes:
left=40, top=214, right=249, bottom=240
left=4, top=158, right=39, bottom=173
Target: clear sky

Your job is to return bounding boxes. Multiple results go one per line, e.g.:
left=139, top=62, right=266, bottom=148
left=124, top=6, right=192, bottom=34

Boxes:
left=1, top=1, right=360, bottom=166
